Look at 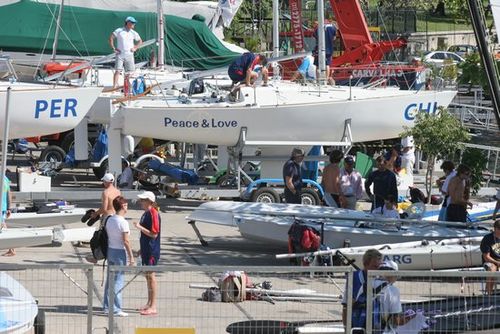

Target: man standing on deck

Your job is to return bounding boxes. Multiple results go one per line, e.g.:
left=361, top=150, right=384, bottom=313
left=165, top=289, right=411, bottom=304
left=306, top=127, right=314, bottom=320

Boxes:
left=283, top=148, right=305, bottom=204
left=437, top=160, right=456, bottom=221
left=322, top=150, right=343, bottom=208
left=228, top=52, right=269, bottom=87
left=493, top=189, right=499, bottom=220
left=365, top=156, right=398, bottom=211
left=109, top=16, right=143, bottom=88
left=313, top=20, right=337, bottom=84
left=446, top=164, right=473, bottom=222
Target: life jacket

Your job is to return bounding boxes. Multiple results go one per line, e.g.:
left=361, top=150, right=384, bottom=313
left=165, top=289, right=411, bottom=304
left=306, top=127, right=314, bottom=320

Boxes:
left=287, top=220, right=321, bottom=265
left=351, top=270, right=388, bottom=330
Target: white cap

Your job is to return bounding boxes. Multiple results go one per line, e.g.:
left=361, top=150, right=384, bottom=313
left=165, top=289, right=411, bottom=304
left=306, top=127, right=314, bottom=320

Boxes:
left=137, top=191, right=156, bottom=203
left=101, top=173, right=114, bottom=183
left=379, top=260, right=399, bottom=271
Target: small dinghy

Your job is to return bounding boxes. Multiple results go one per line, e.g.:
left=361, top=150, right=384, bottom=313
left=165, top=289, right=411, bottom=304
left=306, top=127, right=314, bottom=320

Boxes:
left=0, top=272, right=38, bottom=334
left=333, top=237, right=483, bottom=270
left=7, top=202, right=86, bottom=228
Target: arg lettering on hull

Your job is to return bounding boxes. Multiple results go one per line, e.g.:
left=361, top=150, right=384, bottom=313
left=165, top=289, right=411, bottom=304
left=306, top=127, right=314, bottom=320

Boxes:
left=35, top=98, right=78, bottom=119
left=383, top=254, right=412, bottom=264
left=404, top=102, right=438, bottom=120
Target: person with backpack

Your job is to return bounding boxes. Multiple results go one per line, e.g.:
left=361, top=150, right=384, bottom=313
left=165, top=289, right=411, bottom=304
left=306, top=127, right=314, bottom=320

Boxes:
left=377, top=261, right=418, bottom=333
left=341, top=249, right=382, bottom=333
left=103, top=196, right=134, bottom=317
left=133, top=191, right=161, bottom=316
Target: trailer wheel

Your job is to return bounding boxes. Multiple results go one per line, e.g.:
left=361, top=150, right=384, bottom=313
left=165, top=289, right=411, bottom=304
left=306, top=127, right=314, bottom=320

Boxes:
left=34, top=309, right=46, bottom=334
left=300, top=188, right=321, bottom=206
left=61, top=132, right=93, bottom=154
left=251, top=187, right=280, bottom=203
left=40, top=145, right=66, bottom=171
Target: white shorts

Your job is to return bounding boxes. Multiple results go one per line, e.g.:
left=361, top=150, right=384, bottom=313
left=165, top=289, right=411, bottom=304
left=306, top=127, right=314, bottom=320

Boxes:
left=115, top=54, right=135, bottom=73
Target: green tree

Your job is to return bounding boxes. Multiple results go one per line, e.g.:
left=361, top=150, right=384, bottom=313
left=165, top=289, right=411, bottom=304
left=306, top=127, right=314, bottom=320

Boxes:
left=458, top=52, right=500, bottom=94
left=401, top=108, right=470, bottom=200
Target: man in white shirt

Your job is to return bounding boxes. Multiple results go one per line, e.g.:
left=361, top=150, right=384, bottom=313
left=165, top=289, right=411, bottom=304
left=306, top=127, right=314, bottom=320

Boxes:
left=437, top=161, right=456, bottom=221
left=339, top=155, right=363, bottom=210
left=401, top=136, right=415, bottom=184
left=117, top=161, right=134, bottom=189
left=109, top=16, right=143, bottom=88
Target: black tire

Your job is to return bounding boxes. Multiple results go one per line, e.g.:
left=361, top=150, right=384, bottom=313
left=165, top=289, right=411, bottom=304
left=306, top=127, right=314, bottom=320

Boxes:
left=40, top=145, right=66, bottom=171
left=92, top=159, right=107, bottom=180
left=251, top=187, right=280, bottom=203
left=300, top=188, right=321, bottom=206
left=60, top=131, right=75, bottom=153
left=217, top=173, right=251, bottom=187
left=34, top=309, right=46, bottom=334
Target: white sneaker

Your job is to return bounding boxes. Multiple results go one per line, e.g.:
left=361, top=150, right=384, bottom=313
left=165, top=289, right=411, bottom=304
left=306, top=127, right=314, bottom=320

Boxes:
left=115, top=311, right=128, bottom=317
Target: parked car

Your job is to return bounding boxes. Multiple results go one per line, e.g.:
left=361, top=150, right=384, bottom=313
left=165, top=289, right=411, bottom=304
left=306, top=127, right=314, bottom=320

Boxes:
left=447, top=44, right=478, bottom=57
left=420, top=51, right=465, bottom=68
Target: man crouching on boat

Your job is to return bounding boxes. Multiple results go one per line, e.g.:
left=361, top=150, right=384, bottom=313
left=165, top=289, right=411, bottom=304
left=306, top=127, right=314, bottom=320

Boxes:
left=228, top=52, right=269, bottom=88
left=480, top=219, right=500, bottom=294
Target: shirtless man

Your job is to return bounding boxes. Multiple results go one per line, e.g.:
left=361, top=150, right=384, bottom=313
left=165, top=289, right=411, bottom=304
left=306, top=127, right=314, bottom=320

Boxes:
left=446, top=164, right=473, bottom=222
left=91, top=173, right=122, bottom=224
left=322, top=150, right=343, bottom=207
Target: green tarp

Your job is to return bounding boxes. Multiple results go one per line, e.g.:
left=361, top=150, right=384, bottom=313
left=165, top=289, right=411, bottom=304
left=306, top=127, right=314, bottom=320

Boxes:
left=0, top=0, right=238, bottom=70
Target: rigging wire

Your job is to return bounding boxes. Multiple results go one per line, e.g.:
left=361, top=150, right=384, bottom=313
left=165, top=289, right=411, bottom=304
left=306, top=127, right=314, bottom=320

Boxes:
left=68, top=2, right=90, bottom=57
left=375, top=7, right=412, bottom=90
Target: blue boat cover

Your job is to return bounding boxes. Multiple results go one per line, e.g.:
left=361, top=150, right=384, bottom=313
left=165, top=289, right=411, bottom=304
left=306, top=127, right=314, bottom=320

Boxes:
left=148, top=159, right=199, bottom=185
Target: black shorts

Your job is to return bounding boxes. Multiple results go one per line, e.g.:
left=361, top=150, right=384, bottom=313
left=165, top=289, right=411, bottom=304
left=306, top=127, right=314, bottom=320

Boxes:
left=446, top=204, right=467, bottom=222
left=228, top=68, right=245, bottom=83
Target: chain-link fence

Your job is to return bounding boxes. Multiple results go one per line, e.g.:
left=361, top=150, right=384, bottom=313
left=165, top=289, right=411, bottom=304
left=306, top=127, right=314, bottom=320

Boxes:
left=0, top=264, right=94, bottom=334
left=106, top=265, right=354, bottom=334
left=365, top=270, right=500, bottom=334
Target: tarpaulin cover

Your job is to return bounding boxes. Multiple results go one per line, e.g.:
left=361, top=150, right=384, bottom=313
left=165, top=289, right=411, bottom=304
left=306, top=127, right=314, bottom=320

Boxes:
left=0, top=0, right=238, bottom=70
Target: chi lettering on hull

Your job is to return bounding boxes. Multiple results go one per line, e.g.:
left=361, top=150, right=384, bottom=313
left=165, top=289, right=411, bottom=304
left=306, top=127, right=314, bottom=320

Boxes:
left=404, top=102, right=438, bottom=120
left=164, top=117, right=238, bottom=128
left=35, top=98, right=78, bottom=119
left=383, top=254, right=412, bottom=264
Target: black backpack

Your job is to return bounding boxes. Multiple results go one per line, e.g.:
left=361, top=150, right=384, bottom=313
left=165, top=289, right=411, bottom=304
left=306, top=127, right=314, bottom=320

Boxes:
left=90, top=216, right=110, bottom=260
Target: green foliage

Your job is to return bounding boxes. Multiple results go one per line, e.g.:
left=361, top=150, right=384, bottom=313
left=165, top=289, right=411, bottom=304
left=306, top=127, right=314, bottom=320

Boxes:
left=244, top=37, right=261, bottom=52
left=458, top=52, right=500, bottom=93
left=441, top=58, right=458, bottom=82
left=461, top=148, right=488, bottom=195
left=401, top=108, right=470, bottom=159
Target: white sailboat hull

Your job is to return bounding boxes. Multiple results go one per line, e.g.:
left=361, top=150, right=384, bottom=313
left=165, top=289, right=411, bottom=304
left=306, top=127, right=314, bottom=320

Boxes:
left=0, top=226, right=95, bottom=250
left=188, top=201, right=489, bottom=248
left=120, top=84, right=456, bottom=145
left=0, top=83, right=102, bottom=139
left=6, top=207, right=86, bottom=228
left=0, top=273, right=37, bottom=334
left=336, top=237, right=483, bottom=270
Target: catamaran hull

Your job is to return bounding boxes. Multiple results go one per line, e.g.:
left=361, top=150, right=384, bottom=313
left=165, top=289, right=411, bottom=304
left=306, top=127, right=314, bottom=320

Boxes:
left=235, top=213, right=488, bottom=248
left=6, top=208, right=87, bottom=228
left=120, top=87, right=456, bottom=145
left=0, top=85, right=102, bottom=139
left=188, top=201, right=488, bottom=248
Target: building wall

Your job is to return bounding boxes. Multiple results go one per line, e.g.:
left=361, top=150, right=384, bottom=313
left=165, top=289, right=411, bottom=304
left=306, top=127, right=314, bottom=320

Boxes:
left=407, top=30, right=476, bottom=55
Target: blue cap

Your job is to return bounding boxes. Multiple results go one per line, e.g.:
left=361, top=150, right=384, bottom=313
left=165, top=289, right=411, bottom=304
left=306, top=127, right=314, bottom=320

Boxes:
left=125, top=16, right=137, bottom=24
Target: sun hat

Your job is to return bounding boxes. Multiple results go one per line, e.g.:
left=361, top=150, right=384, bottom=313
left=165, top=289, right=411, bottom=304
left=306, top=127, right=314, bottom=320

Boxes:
left=101, top=173, right=114, bottom=183
left=379, top=260, right=399, bottom=271
left=125, top=16, right=137, bottom=24
left=137, top=191, right=156, bottom=203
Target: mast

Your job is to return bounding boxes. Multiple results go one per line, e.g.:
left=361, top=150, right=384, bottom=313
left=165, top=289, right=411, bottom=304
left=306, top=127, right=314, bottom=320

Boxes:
left=467, top=0, right=500, bottom=129
left=272, top=0, right=279, bottom=79
left=317, top=0, right=326, bottom=84
left=157, top=0, right=165, bottom=68
left=51, top=0, right=64, bottom=61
